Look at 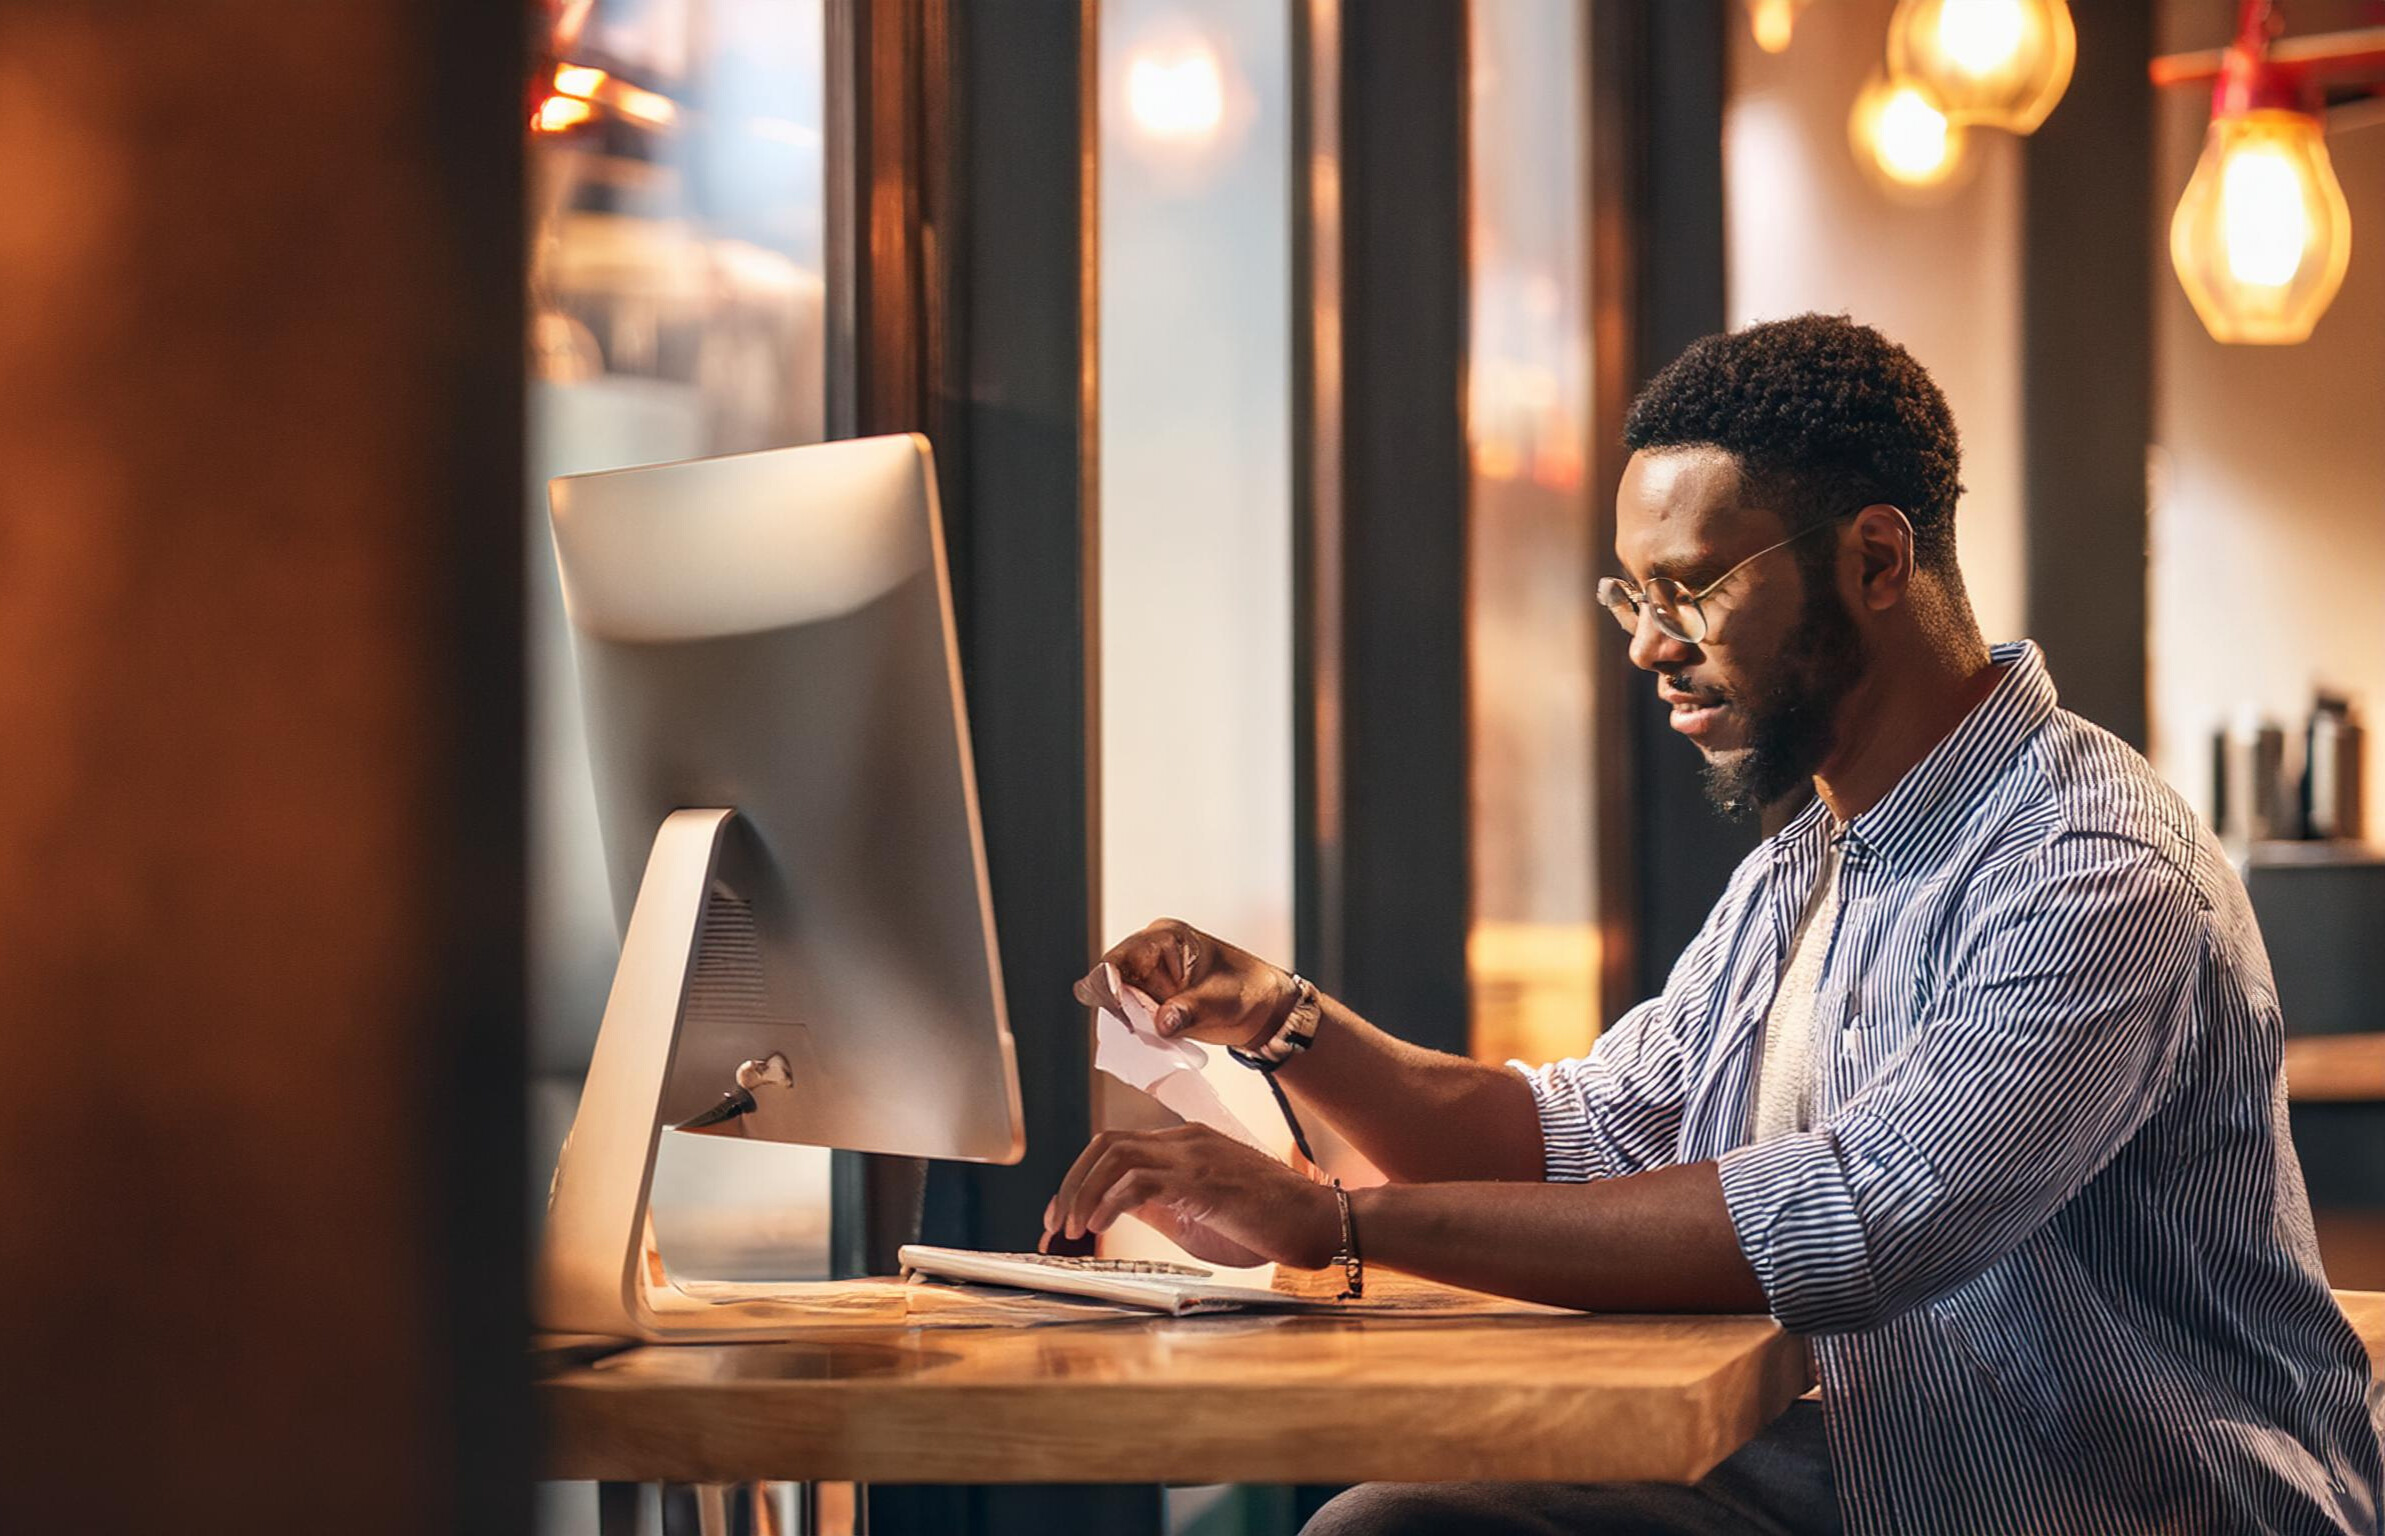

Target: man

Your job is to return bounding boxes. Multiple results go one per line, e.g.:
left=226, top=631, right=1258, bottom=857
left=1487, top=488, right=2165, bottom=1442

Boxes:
left=1044, top=315, right=2385, bottom=1534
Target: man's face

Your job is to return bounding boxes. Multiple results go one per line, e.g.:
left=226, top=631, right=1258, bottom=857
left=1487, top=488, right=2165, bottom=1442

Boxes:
left=1614, top=447, right=1868, bottom=819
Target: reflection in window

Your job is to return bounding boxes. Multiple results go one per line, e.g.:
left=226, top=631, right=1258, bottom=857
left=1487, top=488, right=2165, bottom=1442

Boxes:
left=528, top=0, right=825, bottom=449
left=1467, top=0, right=1602, bottom=1068
left=524, top=0, right=830, bottom=1281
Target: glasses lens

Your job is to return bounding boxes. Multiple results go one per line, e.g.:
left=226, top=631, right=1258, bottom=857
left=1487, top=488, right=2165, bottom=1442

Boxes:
left=1641, top=579, right=1705, bottom=644
left=1596, top=578, right=1641, bottom=634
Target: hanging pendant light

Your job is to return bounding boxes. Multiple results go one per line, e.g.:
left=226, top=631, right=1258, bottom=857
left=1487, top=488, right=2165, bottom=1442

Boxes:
left=2168, top=19, right=2352, bottom=345
left=1745, top=0, right=1814, bottom=55
left=1886, top=0, right=2076, bottom=133
left=1849, top=71, right=1972, bottom=200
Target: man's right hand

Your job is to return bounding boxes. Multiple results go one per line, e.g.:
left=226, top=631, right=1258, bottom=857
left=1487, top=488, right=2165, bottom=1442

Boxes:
left=1072, top=919, right=1296, bottom=1051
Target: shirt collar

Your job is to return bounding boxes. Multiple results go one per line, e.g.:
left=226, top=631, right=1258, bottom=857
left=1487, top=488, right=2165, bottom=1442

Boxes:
left=1767, top=640, right=2058, bottom=873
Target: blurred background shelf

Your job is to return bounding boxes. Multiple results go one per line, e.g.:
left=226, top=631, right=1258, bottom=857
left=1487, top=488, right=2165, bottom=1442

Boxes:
left=2285, top=1033, right=2385, bottom=1103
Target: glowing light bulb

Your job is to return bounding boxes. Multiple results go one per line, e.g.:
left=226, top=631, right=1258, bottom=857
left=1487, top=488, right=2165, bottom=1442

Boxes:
left=1877, top=88, right=1951, bottom=180
left=2170, top=109, right=2352, bottom=345
left=533, top=94, right=593, bottom=134
left=1126, top=45, right=1225, bottom=144
left=1745, top=0, right=1811, bottom=55
left=1848, top=72, right=1968, bottom=198
left=2221, top=146, right=2310, bottom=287
left=1935, top=0, right=2024, bottom=77
left=615, top=84, right=678, bottom=128
left=1887, top=0, right=2074, bottom=133
left=553, top=64, right=608, bottom=99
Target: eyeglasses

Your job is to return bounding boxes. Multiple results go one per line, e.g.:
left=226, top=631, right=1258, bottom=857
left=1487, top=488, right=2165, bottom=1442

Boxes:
left=1597, top=516, right=1850, bottom=646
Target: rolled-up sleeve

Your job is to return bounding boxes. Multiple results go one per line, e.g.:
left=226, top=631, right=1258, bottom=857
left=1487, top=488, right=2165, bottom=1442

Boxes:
left=1508, top=867, right=1757, bottom=1183
left=1718, top=834, right=2205, bottom=1335
left=1512, top=997, right=1688, bottom=1182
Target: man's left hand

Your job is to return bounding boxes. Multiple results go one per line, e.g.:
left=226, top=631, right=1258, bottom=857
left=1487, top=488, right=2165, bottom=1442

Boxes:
left=1041, top=1124, right=1338, bottom=1271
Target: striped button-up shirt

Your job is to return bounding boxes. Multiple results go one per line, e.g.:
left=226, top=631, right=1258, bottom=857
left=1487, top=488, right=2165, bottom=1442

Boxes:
left=1519, top=641, right=2385, bottom=1534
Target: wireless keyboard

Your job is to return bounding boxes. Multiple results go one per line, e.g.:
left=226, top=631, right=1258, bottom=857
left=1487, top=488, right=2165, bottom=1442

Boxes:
left=898, top=1244, right=1328, bottom=1315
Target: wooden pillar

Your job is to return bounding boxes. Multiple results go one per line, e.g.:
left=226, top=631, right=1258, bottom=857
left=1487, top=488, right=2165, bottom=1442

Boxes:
left=0, top=2, right=526, bottom=1529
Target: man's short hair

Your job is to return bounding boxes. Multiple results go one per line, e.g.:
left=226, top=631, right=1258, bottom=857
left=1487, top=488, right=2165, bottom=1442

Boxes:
left=1622, top=314, right=1965, bottom=577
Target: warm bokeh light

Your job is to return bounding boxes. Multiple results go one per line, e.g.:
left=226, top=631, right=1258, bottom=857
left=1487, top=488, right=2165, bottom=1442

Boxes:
left=1877, top=89, right=1952, bottom=179
left=532, top=65, right=677, bottom=135
left=1125, top=44, right=1226, bottom=143
left=1848, top=72, right=1968, bottom=197
left=1887, top=0, right=2074, bottom=133
left=553, top=63, right=608, bottom=99
left=1745, top=0, right=1811, bottom=55
left=615, top=84, right=678, bottom=128
left=1470, top=921, right=1603, bottom=1070
left=2170, top=108, right=2353, bottom=344
left=533, top=94, right=594, bottom=134
left=1935, top=0, right=2025, bottom=76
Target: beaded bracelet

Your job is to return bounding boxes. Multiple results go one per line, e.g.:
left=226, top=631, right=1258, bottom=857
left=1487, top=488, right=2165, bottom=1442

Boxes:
left=1330, top=1178, right=1364, bottom=1301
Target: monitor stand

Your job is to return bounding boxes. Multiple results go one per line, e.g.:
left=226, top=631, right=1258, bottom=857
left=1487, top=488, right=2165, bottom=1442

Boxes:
left=537, top=808, right=902, bottom=1342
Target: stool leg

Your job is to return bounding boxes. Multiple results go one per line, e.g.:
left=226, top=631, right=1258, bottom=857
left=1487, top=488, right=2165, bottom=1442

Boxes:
left=694, top=1483, right=730, bottom=1536
left=749, top=1482, right=790, bottom=1535
left=598, top=1482, right=645, bottom=1536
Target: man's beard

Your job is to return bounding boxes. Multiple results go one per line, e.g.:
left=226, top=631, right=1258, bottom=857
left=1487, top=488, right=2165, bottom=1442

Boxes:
left=1697, top=577, right=1866, bottom=822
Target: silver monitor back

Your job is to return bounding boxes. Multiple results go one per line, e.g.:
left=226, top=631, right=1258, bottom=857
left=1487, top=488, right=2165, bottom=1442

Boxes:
left=547, top=434, right=1023, bottom=1165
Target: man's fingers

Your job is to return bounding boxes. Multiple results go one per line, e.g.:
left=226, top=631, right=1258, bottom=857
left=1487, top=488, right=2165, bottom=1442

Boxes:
left=1060, top=1136, right=1169, bottom=1240
left=1150, top=971, right=1245, bottom=1037
left=1072, top=965, right=1121, bottom=1015
left=1044, top=1130, right=1120, bottom=1235
left=1084, top=1168, right=1169, bottom=1236
left=1090, top=920, right=1205, bottom=1007
left=1081, top=922, right=1255, bottom=1038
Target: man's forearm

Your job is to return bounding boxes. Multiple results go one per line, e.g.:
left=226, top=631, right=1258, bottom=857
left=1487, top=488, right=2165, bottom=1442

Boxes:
left=1346, top=1161, right=1770, bottom=1314
left=1272, top=994, right=1545, bottom=1183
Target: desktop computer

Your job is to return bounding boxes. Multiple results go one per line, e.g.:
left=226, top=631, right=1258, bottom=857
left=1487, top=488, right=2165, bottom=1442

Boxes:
left=537, top=434, right=1024, bottom=1341
left=537, top=433, right=1319, bottom=1340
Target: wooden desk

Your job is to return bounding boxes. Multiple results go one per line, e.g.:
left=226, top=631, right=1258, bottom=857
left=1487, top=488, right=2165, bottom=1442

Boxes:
left=540, top=1277, right=1813, bottom=1487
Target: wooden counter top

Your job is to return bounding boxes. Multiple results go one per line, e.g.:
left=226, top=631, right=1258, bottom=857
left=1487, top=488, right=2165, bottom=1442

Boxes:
left=538, top=1276, right=1813, bottom=1487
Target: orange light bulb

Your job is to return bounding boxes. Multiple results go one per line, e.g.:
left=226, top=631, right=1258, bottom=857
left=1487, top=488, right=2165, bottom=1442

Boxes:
left=2170, top=108, right=2352, bottom=344
left=1847, top=72, right=1970, bottom=201
left=1745, top=0, right=1812, bottom=55
left=1886, top=0, right=2075, bottom=133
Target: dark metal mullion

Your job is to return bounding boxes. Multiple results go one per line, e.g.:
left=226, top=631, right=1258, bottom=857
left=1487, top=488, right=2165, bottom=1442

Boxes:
left=1624, top=0, right=1749, bottom=1000
left=1327, top=0, right=1473, bottom=1054
left=1585, top=0, right=1649, bottom=1029
left=822, top=0, right=861, bottom=444
left=1292, top=0, right=1346, bottom=994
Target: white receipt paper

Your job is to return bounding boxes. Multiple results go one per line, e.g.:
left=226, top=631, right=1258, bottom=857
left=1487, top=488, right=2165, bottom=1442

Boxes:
left=1090, top=963, right=1269, bottom=1152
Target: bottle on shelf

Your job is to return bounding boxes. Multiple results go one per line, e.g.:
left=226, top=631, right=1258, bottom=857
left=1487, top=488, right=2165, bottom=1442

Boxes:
left=2212, top=709, right=2291, bottom=848
left=2303, top=693, right=2365, bottom=844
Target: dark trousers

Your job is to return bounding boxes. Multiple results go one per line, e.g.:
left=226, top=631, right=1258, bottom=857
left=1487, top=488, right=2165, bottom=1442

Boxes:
left=1302, top=1401, right=1839, bottom=1536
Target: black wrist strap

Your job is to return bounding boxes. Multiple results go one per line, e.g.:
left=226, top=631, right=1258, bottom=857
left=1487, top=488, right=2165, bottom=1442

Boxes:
left=1229, top=1047, right=1321, bottom=1166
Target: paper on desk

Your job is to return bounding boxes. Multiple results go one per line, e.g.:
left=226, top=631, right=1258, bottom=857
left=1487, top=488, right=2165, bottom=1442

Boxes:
left=1090, top=963, right=1270, bottom=1153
